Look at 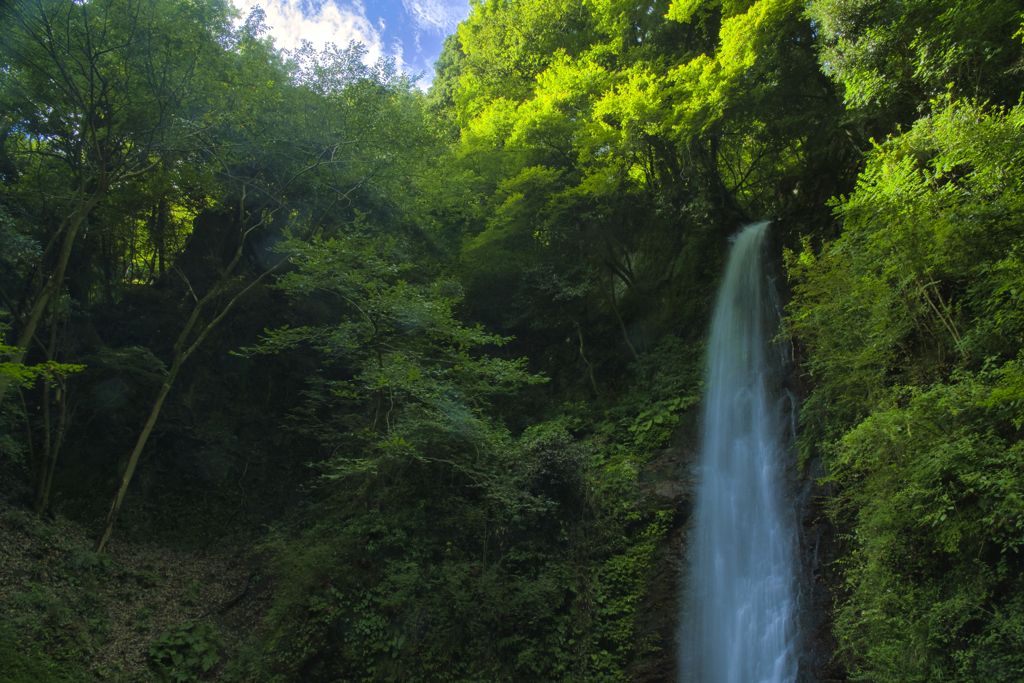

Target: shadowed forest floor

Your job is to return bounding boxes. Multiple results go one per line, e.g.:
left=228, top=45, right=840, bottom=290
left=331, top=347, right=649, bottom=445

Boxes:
left=0, top=468, right=271, bottom=682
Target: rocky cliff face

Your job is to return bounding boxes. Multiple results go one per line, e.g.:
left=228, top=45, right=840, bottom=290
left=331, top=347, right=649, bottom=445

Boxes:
left=627, top=418, right=698, bottom=683
left=795, top=458, right=848, bottom=683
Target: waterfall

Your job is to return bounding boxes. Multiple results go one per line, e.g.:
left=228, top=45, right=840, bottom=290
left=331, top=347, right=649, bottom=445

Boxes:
left=680, top=222, right=799, bottom=683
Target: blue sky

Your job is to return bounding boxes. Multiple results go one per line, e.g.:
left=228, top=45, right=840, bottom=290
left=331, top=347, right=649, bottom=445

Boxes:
left=231, top=0, right=472, bottom=89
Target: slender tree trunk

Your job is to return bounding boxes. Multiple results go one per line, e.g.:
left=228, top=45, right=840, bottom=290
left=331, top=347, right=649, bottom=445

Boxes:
left=575, top=321, right=601, bottom=397
left=35, top=378, right=66, bottom=515
left=94, top=154, right=330, bottom=551
left=917, top=278, right=962, bottom=346
left=0, top=191, right=103, bottom=407
left=36, top=375, right=52, bottom=513
left=20, top=388, right=35, bottom=474
left=96, top=223, right=290, bottom=552
left=96, top=368, right=177, bottom=552
left=34, top=289, right=65, bottom=515
left=41, top=381, right=67, bottom=513
left=600, top=273, right=639, bottom=360
left=156, top=199, right=167, bottom=279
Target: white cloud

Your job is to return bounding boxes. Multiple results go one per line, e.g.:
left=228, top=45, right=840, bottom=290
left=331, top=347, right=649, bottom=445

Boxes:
left=230, top=0, right=472, bottom=91
left=232, top=0, right=391, bottom=65
left=402, top=0, right=467, bottom=35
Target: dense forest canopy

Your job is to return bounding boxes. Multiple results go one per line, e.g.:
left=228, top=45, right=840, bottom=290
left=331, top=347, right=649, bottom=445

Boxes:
left=2, top=0, right=1024, bottom=681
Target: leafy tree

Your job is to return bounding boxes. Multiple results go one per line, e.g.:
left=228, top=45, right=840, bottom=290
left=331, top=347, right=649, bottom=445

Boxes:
left=249, top=229, right=546, bottom=467
left=786, top=99, right=1024, bottom=681
left=95, top=36, right=444, bottom=551
left=0, top=0, right=233, bottom=406
left=455, top=0, right=597, bottom=122
left=237, top=231, right=610, bottom=683
left=0, top=320, right=84, bottom=514
left=806, top=0, right=1024, bottom=114
left=443, top=0, right=850, bottom=409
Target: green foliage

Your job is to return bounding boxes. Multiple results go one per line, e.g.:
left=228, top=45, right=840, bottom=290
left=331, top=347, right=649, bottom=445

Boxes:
left=4, top=578, right=107, bottom=677
left=0, top=328, right=85, bottom=389
left=234, top=262, right=700, bottom=681
left=787, top=99, right=1024, bottom=680
left=612, top=336, right=704, bottom=449
left=625, top=394, right=700, bottom=447
left=826, top=376, right=1024, bottom=682
left=149, top=621, right=222, bottom=682
left=666, top=0, right=803, bottom=133
left=10, top=0, right=1003, bottom=679
left=0, top=391, right=28, bottom=471
left=0, top=620, right=93, bottom=683
left=236, top=413, right=675, bottom=683
left=593, top=509, right=672, bottom=659
left=444, top=0, right=848, bottom=412
left=787, top=99, right=1024, bottom=457
left=456, top=0, right=596, bottom=121
left=247, top=228, right=546, bottom=472
left=0, top=0, right=235, bottom=279
left=806, top=0, right=1024, bottom=112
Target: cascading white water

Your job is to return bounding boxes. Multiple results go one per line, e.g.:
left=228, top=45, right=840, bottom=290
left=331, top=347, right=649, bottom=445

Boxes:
left=680, top=222, right=798, bottom=683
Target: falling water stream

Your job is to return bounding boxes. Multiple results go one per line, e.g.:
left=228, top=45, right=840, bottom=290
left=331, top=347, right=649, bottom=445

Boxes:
left=680, top=222, right=799, bottom=683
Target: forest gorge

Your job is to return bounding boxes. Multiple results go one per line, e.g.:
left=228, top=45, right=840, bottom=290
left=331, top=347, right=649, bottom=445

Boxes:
left=1, top=0, right=1024, bottom=680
